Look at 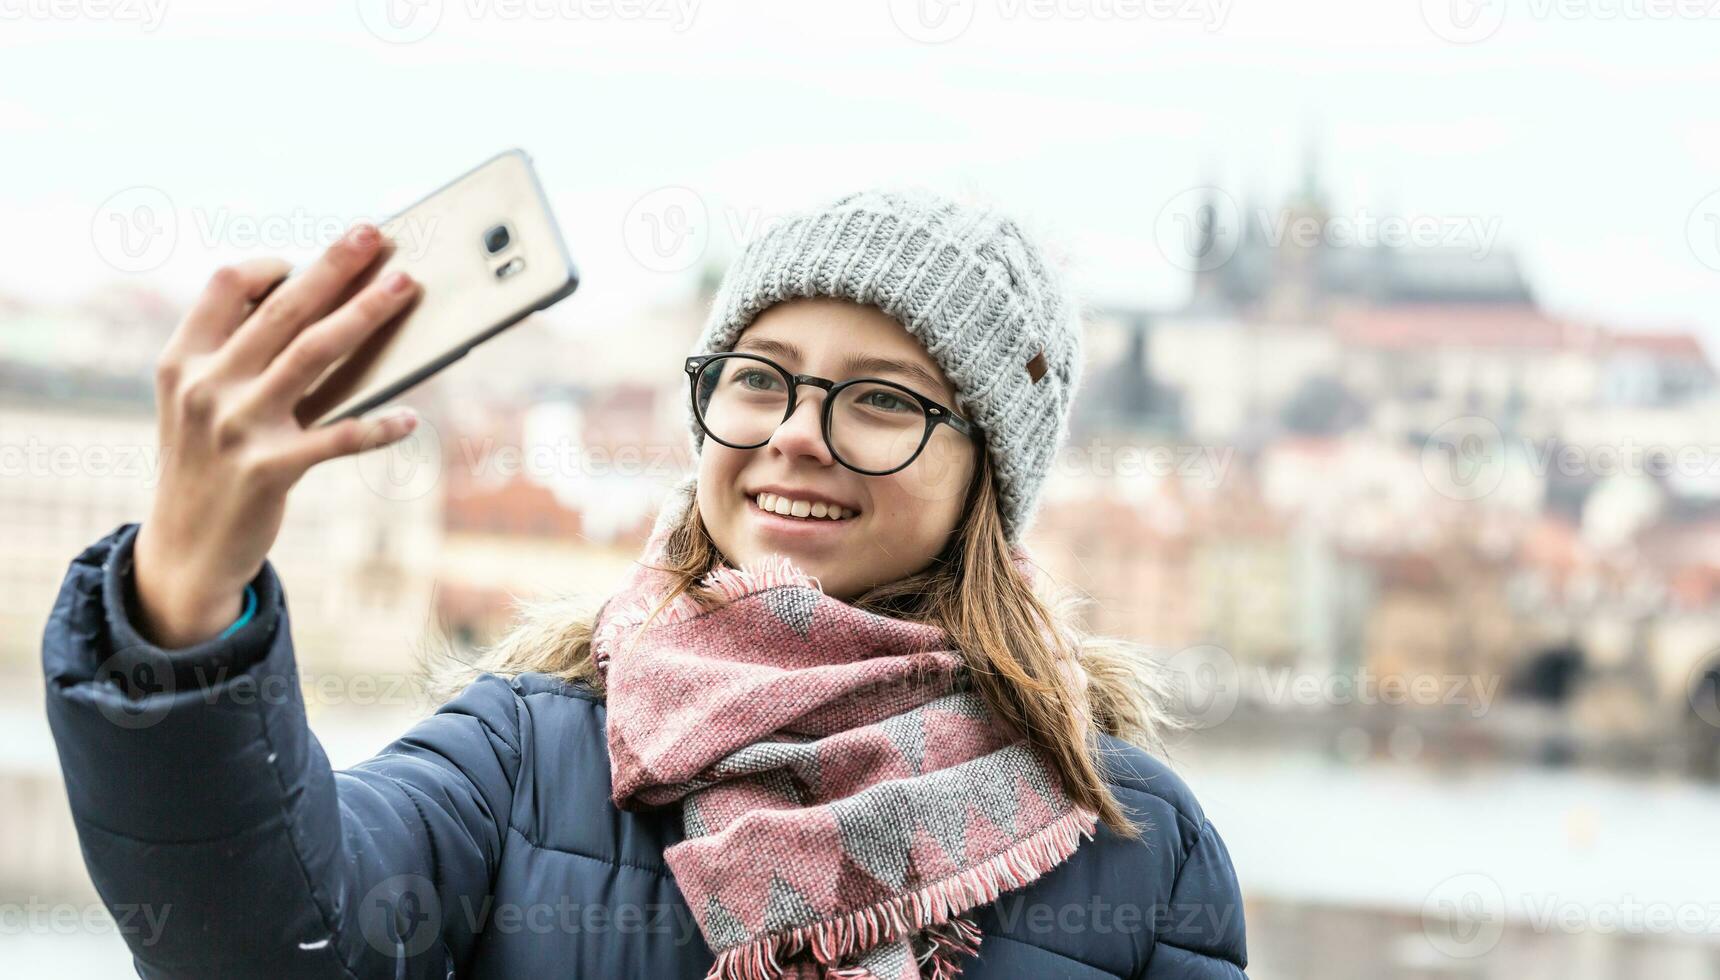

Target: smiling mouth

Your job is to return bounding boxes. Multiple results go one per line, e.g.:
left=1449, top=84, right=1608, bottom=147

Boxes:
left=748, top=491, right=859, bottom=522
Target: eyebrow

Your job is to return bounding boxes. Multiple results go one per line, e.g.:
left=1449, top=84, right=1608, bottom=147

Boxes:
left=733, top=337, right=950, bottom=399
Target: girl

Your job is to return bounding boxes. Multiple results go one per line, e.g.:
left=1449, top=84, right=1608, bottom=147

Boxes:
left=42, top=189, right=1247, bottom=978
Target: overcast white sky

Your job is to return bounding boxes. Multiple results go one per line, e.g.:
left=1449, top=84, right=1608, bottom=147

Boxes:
left=4, top=0, right=1719, bottom=349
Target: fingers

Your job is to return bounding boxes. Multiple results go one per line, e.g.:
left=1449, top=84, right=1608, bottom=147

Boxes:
left=251, top=269, right=419, bottom=411
left=168, top=257, right=293, bottom=358
left=277, top=407, right=420, bottom=478
left=222, top=224, right=389, bottom=374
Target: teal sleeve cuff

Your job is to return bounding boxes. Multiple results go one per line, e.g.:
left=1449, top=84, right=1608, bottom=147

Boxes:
left=217, top=584, right=258, bottom=641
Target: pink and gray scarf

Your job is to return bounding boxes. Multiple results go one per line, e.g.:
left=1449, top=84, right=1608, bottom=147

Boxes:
left=591, top=492, right=1098, bottom=980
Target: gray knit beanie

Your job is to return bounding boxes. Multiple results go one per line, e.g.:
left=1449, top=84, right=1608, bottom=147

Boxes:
left=686, top=188, right=1083, bottom=544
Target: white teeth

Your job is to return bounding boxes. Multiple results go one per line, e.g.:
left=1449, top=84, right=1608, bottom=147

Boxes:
left=753, top=493, right=854, bottom=521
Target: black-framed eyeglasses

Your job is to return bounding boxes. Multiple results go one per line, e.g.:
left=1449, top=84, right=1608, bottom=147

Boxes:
left=685, top=352, right=976, bottom=476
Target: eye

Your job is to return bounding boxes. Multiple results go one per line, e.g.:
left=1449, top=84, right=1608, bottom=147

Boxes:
left=859, top=388, right=915, bottom=413
left=732, top=368, right=782, bottom=391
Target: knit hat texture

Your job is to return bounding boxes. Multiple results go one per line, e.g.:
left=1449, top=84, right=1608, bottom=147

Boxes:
left=687, top=188, right=1084, bottom=543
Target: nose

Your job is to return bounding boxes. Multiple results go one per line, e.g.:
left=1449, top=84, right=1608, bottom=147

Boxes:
left=765, top=387, right=835, bottom=465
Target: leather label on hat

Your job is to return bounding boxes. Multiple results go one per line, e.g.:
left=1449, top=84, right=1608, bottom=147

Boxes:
left=1025, top=350, right=1048, bottom=383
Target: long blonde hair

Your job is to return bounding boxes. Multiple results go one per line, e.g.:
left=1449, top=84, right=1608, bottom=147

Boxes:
left=433, top=453, right=1182, bottom=838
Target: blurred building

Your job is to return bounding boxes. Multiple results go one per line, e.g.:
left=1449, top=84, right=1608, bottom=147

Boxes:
left=0, top=293, right=441, bottom=683
left=1058, top=167, right=1720, bottom=755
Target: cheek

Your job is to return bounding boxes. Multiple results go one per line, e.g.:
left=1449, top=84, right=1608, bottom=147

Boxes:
left=876, top=442, right=974, bottom=535
left=697, top=447, right=748, bottom=529
left=908, top=436, right=975, bottom=507
left=701, top=443, right=751, bottom=487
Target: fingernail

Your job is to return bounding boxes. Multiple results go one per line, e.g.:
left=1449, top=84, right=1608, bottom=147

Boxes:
left=351, top=224, right=380, bottom=247
left=384, top=271, right=412, bottom=293
left=391, top=408, right=419, bottom=434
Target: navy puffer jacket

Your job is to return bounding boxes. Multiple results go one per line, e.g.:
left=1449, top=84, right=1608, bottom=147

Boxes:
left=42, top=524, right=1248, bottom=979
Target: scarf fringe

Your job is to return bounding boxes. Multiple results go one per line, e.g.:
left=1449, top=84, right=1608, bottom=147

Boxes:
left=700, top=551, right=825, bottom=602
left=595, top=553, right=824, bottom=672
left=702, top=807, right=1098, bottom=980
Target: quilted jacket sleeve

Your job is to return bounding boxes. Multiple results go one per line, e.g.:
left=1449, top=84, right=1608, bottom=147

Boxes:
left=41, top=523, right=525, bottom=979
left=1142, top=816, right=1247, bottom=978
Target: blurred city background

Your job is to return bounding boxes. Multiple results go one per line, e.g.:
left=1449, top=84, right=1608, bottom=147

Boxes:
left=4, top=2, right=1720, bottom=977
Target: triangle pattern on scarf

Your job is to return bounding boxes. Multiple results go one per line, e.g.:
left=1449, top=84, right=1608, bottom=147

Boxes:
left=878, top=707, right=928, bottom=776
left=917, top=795, right=971, bottom=869
left=761, top=873, right=821, bottom=933
left=832, top=785, right=913, bottom=890
left=972, top=766, right=1021, bottom=836
left=763, top=586, right=817, bottom=640
left=704, top=895, right=750, bottom=949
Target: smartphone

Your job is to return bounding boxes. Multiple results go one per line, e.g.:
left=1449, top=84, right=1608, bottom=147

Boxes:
left=292, top=149, right=579, bottom=426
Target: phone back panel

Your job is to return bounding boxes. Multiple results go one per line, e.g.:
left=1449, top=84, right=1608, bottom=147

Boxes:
left=295, top=149, right=578, bottom=425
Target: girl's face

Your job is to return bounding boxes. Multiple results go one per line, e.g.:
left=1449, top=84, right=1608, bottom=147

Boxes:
left=696, top=297, right=979, bottom=600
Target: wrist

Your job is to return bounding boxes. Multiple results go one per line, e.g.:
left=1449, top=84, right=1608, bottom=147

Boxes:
left=219, top=585, right=259, bottom=640
left=131, top=560, right=246, bottom=649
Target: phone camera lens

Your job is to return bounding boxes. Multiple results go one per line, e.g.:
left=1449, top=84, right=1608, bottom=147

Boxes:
left=483, top=224, right=512, bottom=255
